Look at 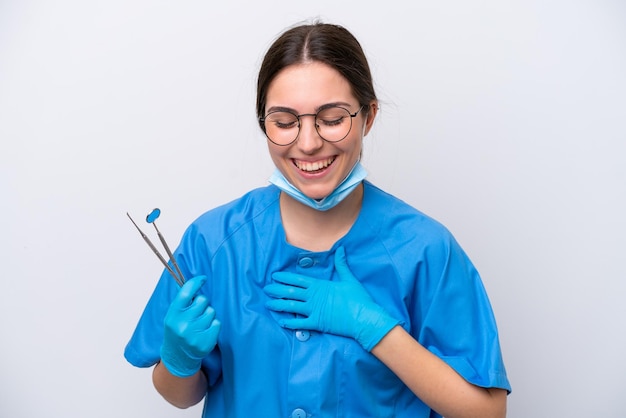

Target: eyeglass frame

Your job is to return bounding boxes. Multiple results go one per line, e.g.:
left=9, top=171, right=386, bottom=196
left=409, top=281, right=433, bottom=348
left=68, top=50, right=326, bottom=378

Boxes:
left=259, top=105, right=366, bottom=146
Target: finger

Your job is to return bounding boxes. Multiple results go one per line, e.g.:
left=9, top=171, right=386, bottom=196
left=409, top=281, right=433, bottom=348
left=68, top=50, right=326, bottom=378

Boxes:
left=184, top=294, right=211, bottom=318
left=265, top=298, right=310, bottom=316
left=187, top=318, right=221, bottom=355
left=190, top=304, right=217, bottom=329
left=271, top=272, right=313, bottom=288
left=204, top=319, right=221, bottom=340
left=264, top=283, right=308, bottom=301
left=171, top=275, right=207, bottom=310
left=334, top=247, right=357, bottom=282
left=278, top=316, right=313, bottom=330
left=196, top=319, right=221, bottom=353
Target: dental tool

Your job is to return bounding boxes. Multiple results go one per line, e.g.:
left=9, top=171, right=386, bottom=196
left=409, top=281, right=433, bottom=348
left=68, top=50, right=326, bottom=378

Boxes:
left=127, top=208, right=186, bottom=286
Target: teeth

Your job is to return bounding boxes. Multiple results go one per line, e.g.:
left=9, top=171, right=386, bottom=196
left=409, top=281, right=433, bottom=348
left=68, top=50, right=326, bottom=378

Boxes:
left=295, top=157, right=335, bottom=172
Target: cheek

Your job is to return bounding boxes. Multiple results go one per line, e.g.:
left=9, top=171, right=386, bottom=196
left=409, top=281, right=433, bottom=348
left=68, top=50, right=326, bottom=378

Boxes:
left=341, top=135, right=363, bottom=158
left=267, top=144, right=289, bottom=165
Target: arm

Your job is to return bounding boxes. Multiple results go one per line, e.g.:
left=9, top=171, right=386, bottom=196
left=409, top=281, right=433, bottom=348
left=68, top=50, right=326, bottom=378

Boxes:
left=265, top=246, right=507, bottom=417
left=154, top=275, right=221, bottom=408
left=372, top=326, right=507, bottom=418
left=153, top=362, right=208, bottom=409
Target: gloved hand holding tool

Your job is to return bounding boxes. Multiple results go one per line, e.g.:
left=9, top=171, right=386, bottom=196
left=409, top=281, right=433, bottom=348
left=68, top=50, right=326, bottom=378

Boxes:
left=160, top=275, right=221, bottom=377
left=264, top=246, right=399, bottom=351
left=126, top=209, right=220, bottom=376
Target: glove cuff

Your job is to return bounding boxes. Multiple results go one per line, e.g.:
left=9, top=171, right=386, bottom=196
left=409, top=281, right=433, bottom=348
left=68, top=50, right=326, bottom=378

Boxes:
left=357, top=311, right=401, bottom=352
left=160, top=345, right=203, bottom=378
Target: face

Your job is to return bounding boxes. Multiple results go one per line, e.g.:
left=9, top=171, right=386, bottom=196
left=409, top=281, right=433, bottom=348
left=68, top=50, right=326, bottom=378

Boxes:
left=264, top=62, right=377, bottom=200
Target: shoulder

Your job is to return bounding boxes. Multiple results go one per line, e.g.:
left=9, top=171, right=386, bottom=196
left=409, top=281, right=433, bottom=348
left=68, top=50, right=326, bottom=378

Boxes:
left=362, top=181, right=453, bottom=242
left=183, top=185, right=280, bottom=244
left=360, top=181, right=468, bottom=270
left=197, top=185, right=279, bottom=221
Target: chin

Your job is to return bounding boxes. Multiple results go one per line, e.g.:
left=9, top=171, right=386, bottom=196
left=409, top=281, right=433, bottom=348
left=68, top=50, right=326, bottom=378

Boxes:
left=301, top=186, right=333, bottom=201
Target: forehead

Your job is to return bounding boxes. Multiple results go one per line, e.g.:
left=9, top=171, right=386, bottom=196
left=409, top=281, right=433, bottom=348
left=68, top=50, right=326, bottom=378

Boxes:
left=266, top=62, right=356, bottom=110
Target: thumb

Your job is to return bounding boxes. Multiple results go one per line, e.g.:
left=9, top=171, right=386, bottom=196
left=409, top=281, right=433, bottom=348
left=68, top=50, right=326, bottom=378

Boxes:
left=334, top=247, right=357, bottom=282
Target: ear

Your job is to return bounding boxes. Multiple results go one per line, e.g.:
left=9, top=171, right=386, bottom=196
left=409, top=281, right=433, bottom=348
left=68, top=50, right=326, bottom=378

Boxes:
left=363, top=100, right=379, bottom=137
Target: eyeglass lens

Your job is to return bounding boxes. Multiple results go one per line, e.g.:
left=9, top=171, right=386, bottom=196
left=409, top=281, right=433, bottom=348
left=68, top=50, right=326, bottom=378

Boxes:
left=263, top=106, right=355, bottom=145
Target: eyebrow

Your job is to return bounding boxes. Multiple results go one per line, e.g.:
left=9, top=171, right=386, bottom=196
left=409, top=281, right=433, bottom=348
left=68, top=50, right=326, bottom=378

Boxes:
left=265, top=101, right=355, bottom=114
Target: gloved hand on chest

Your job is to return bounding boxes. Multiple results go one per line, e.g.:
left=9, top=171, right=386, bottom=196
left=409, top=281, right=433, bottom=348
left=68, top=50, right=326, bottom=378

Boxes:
left=264, top=246, right=399, bottom=351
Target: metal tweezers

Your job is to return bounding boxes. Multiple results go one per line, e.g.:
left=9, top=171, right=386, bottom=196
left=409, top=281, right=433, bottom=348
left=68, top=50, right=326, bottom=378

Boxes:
left=127, top=209, right=186, bottom=286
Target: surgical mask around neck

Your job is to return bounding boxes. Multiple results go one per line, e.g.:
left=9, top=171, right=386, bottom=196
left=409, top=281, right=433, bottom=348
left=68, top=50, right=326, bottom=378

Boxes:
left=268, top=162, right=367, bottom=211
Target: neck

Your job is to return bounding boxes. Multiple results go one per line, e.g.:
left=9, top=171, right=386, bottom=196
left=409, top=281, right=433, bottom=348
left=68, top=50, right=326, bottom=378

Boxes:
left=279, top=183, right=364, bottom=252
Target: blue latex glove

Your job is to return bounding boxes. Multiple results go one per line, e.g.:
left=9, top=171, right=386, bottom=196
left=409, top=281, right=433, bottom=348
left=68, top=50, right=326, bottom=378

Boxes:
left=264, top=247, right=399, bottom=351
left=160, top=275, right=221, bottom=377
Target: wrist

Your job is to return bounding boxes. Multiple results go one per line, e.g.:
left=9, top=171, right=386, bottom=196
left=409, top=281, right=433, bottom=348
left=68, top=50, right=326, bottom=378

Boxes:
left=160, top=345, right=203, bottom=378
left=357, top=309, right=401, bottom=352
left=153, top=362, right=208, bottom=408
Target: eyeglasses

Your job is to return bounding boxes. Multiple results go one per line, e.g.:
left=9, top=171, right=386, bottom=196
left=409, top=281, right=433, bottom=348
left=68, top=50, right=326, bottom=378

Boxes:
left=260, top=105, right=365, bottom=146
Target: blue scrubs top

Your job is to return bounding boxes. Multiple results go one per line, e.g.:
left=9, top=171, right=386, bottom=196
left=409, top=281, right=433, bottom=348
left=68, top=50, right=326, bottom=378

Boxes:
left=125, top=181, right=511, bottom=417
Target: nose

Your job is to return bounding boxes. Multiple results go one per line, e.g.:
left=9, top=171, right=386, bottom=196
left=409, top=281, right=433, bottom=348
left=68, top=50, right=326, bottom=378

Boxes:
left=296, top=115, right=324, bottom=154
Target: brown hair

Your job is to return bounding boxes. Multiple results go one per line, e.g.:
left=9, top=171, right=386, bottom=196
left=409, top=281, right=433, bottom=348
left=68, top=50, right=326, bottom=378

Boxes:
left=256, top=22, right=377, bottom=127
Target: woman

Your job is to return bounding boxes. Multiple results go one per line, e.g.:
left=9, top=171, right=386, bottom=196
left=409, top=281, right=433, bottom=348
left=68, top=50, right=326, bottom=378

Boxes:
left=125, top=21, right=511, bottom=418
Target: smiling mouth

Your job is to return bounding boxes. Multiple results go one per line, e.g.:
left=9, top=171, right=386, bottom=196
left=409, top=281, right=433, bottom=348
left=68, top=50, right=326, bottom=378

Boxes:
left=294, top=157, right=336, bottom=173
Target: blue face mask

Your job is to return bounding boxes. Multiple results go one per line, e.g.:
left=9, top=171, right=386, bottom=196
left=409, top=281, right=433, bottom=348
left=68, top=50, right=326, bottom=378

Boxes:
left=269, top=162, right=368, bottom=211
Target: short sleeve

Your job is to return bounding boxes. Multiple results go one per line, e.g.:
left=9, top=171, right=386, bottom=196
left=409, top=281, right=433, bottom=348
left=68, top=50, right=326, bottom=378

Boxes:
left=123, top=267, right=179, bottom=368
left=415, top=233, right=511, bottom=392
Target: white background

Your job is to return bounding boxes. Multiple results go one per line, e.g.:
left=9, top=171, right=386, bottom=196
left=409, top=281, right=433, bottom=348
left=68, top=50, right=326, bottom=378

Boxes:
left=1, top=1, right=625, bottom=417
